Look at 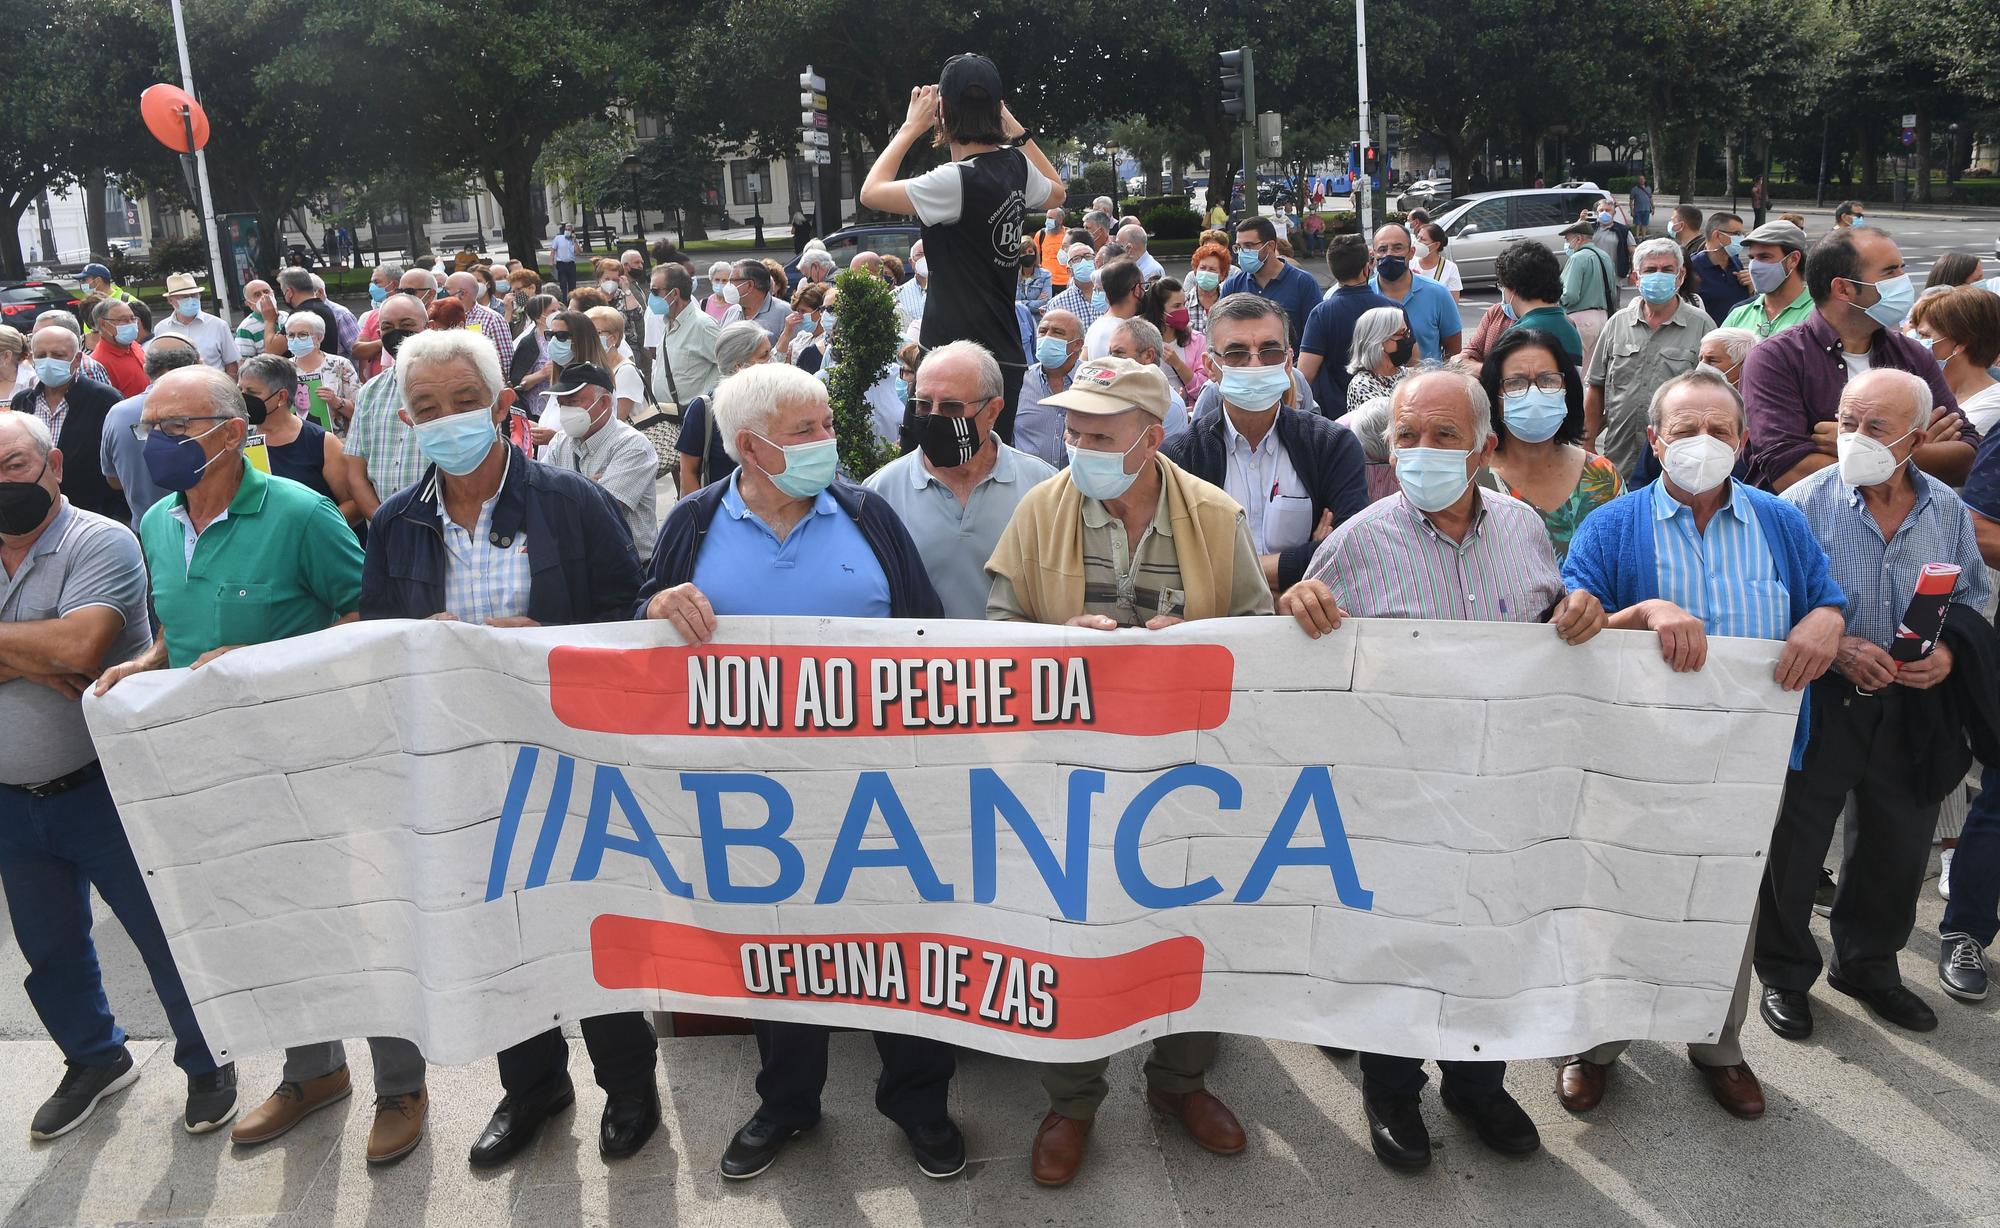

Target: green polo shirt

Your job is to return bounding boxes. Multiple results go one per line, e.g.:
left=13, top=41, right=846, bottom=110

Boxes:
left=1721, top=287, right=1813, bottom=339
left=138, top=461, right=362, bottom=667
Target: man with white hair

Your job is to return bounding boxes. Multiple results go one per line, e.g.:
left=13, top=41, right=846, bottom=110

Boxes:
left=1558, top=368, right=1847, bottom=1119
left=91, top=366, right=420, bottom=1165
left=444, top=270, right=514, bottom=365
left=796, top=247, right=836, bottom=289
left=862, top=340, right=1056, bottom=617
left=1279, top=368, right=1606, bottom=1173
left=155, top=272, right=236, bottom=375
left=11, top=325, right=125, bottom=522
left=1045, top=243, right=1104, bottom=329
left=1583, top=236, right=1713, bottom=476
left=1755, top=368, right=1991, bottom=1041
left=896, top=240, right=929, bottom=323
left=1105, top=315, right=1189, bottom=435
left=1083, top=208, right=1113, bottom=252
left=1115, top=222, right=1164, bottom=282
left=273, top=268, right=340, bottom=360
left=636, top=362, right=953, bottom=1181
left=0, top=411, right=238, bottom=1143
left=26, top=312, right=114, bottom=388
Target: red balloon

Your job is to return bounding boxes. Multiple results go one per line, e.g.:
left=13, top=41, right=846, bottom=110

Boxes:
left=140, top=83, right=210, bottom=153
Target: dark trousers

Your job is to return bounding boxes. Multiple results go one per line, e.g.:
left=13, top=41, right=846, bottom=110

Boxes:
left=0, top=772, right=219, bottom=1076
left=1753, top=204, right=1770, bottom=228
left=1358, top=1053, right=1505, bottom=1103
left=751, top=1020, right=954, bottom=1133
left=554, top=260, right=578, bottom=296
left=1943, top=763, right=2000, bottom=946
left=499, top=1012, right=657, bottom=1097
left=996, top=361, right=1025, bottom=446
left=1757, top=681, right=1937, bottom=992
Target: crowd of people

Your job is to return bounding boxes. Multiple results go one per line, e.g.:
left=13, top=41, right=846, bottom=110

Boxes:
left=5, top=50, right=2000, bottom=1196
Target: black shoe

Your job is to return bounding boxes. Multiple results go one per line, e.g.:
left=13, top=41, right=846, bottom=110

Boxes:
left=1828, top=975, right=1939, bottom=1032
left=907, top=1117, right=966, bottom=1179
left=1813, top=868, right=1837, bottom=917
left=184, top=1063, right=239, bottom=1135
left=1362, top=1096, right=1431, bottom=1171
left=1441, top=1086, right=1541, bottom=1156
left=468, top=1073, right=575, bottom=1169
left=720, top=1113, right=814, bottom=1180
left=1939, top=932, right=1990, bottom=1002
left=599, top=1088, right=660, bottom=1160
left=1760, top=986, right=1814, bottom=1040
left=31, top=1049, right=139, bottom=1141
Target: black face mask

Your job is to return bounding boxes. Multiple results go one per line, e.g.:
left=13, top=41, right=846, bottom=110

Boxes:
left=381, top=328, right=417, bottom=357
left=242, top=388, right=271, bottom=426
left=914, top=412, right=981, bottom=469
left=0, top=464, right=53, bottom=535
left=1389, top=335, right=1415, bottom=366
left=1376, top=255, right=1410, bottom=282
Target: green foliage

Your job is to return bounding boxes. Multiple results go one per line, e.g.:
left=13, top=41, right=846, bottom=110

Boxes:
left=150, top=237, right=213, bottom=282
left=1065, top=178, right=1092, bottom=207
left=1080, top=162, right=1118, bottom=201
left=1139, top=204, right=1200, bottom=241
left=824, top=268, right=901, bottom=480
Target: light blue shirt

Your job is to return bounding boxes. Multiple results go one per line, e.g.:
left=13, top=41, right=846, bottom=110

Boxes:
left=1015, top=365, right=1070, bottom=470
left=1650, top=478, right=1790, bottom=641
left=433, top=452, right=531, bottom=625
left=101, top=391, right=166, bottom=534
left=692, top=473, right=891, bottom=617
left=863, top=442, right=1057, bottom=619
left=1358, top=273, right=1461, bottom=362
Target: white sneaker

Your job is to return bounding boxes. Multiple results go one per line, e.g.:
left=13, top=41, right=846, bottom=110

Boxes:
left=1940, top=848, right=1954, bottom=901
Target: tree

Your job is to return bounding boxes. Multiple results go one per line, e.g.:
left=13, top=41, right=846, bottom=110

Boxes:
left=824, top=268, right=899, bottom=479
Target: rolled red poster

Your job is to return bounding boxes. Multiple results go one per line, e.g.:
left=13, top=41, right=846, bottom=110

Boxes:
left=1891, top=562, right=1961, bottom=662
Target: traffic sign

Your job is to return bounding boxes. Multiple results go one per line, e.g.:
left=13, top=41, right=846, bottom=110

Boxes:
left=804, top=129, right=829, bottom=148
left=1902, top=113, right=1918, bottom=128
left=746, top=172, right=762, bottom=197
left=813, top=112, right=828, bottom=131
left=800, top=70, right=826, bottom=92
left=812, top=149, right=832, bottom=165
left=800, top=91, right=828, bottom=110
left=1902, top=129, right=1917, bottom=147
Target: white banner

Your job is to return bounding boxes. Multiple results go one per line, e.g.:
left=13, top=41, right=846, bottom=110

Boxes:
left=84, top=616, right=1800, bottom=1066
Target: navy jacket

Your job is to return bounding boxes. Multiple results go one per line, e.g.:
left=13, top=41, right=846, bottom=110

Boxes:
left=361, top=455, right=641, bottom=625
left=12, top=378, right=127, bottom=525
left=636, top=477, right=943, bottom=620
left=1163, top=406, right=1370, bottom=590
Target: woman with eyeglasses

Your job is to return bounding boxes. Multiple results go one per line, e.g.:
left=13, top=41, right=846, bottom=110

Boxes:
left=1344, top=307, right=1416, bottom=415
left=1480, top=328, right=1622, bottom=559
left=523, top=309, right=606, bottom=446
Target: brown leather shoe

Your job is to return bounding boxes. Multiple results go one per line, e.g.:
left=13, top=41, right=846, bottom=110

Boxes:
left=1694, top=1060, right=1766, bottom=1119
left=1557, top=1058, right=1607, bottom=1112
left=230, top=1067, right=352, bottom=1145
left=1147, top=1088, right=1246, bottom=1155
left=367, top=1087, right=428, bottom=1164
left=1031, top=1112, right=1091, bottom=1186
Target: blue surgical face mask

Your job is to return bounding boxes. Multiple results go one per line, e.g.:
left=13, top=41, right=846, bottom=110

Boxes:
left=1067, top=435, right=1146, bottom=500
left=113, top=322, right=139, bottom=346
left=1596, top=211, right=1613, bottom=225
left=1036, top=336, right=1071, bottom=369
left=1748, top=256, right=1790, bottom=295
left=1070, top=260, right=1095, bottom=286
left=33, top=357, right=73, bottom=387
left=752, top=433, right=839, bottom=499
left=1638, top=271, right=1679, bottom=305
left=1502, top=386, right=1569, bottom=444
left=1218, top=364, right=1291, bottom=412
left=369, top=282, right=390, bottom=305
left=1724, top=237, right=1744, bottom=262
left=1500, top=296, right=1519, bottom=322
left=803, top=312, right=819, bottom=332
left=1852, top=272, right=1916, bottom=329
left=173, top=296, right=200, bottom=319
left=1394, top=446, right=1474, bottom=513
left=546, top=337, right=573, bottom=366
left=287, top=335, right=316, bottom=358
left=1043, top=218, right=1059, bottom=234
left=648, top=293, right=672, bottom=316
left=413, top=406, right=499, bottom=476
left=1090, top=290, right=1107, bottom=313
left=1235, top=245, right=1265, bottom=277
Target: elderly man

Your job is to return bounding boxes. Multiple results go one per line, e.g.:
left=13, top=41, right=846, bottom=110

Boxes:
left=540, top=362, right=658, bottom=549
left=355, top=330, right=654, bottom=1170
left=12, top=326, right=125, bottom=523
left=985, top=355, right=1265, bottom=1186
left=154, top=272, right=236, bottom=375
left=1353, top=223, right=1460, bottom=363
left=1743, top=227, right=1977, bottom=493
left=1583, top=237, right=1714, bottom=477
left=896, top=240, right=930, bottom=323
left=443, top=271, right=514, bottom=365
left=636, top=363, right=956, bottom=1182
left=101, top=336, right=202, bottom=532
left=1279, top=369, right=1607, bottom=1172
left=1037, top=207, right=1072, bottom=291
left=87, top=298, right=147, bottom=398
left=1105, top=317, right=1189, bottom=435
left=1017, top=307, right=1084, bottom=468
left=1754, top=369, right=1991, bottom=1040
left=719, top=259, right=791, bottom=342
left=1165, top=294, right=1367, bottom=595
left=1220, top=216, right=1323, bottom=349
left=862, top=340, right=1055, bottom=617
left=1081, top=209, right=1114, bottom=254
left=397, top=267, right=441, bottom=310
left=90, top=366, right=428, bottom=1165
left=1116, top=223, right=1165, bottom=282
left=273, top=268, right=341, bottom=360
left=234, top=279, right=284, bottom=363
left=343, top=294, right=430, bottom=522
left=351, top=262, right=404, bottom=378
left=1558, top=369, right=1846, bottom=1119
left=0, top=413, right=237, bottom=1141
left=28, top=312, right=112, bottom=389
left=1045, top=245, right=1104, bottom=330
left=796, top=247, right=836, bottom=291
left=1720, top=221, right=1812, bottom=339
left=650, top=264, right=722, bottom=409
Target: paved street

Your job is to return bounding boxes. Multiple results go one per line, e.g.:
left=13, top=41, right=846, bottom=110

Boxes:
left=2, top=852, right=1997, bottom=1227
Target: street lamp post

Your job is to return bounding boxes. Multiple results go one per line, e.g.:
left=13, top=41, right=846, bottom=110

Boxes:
left=623, top=152, right=646, bottom=254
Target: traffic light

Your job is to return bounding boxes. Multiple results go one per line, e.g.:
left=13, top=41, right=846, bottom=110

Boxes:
left=1362, top=145, right=1379, bottom=180
left=1218, top=48, right=1254, bottom=123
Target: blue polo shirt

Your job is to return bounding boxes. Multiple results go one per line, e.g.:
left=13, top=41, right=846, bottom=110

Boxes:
left=1689, top=249, right=1750, bottom=325
left=1219, top=260, right=1324, bottom=349
left=1300, top=284, right=1399, bottom=412
left=1362, top=273, right=1460, bottom=362
left=690, top=472, right=891, bottom=617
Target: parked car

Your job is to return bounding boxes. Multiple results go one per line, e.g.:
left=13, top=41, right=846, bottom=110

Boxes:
left=0, top=280, right=86, bottom=330
left=1554, top=180, right=1603, bottom=192
left=1393, top=179, right=1454, bottom=213
left=782, top=223, right=922, bottom=286
left=1432, top=188, right=1608, bottom=287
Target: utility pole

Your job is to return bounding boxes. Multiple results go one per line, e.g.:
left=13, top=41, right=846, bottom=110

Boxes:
left=167, top=0, right=230, bottom=322
left=1356, top=0, right=1373, bottom=234
left=1219, top=49, right=1257, bottom=216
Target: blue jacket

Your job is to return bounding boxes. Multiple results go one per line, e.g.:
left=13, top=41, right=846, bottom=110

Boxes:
left=1162, top=406, right=1370, bottom=590
left=636, top=477, right=943, bottom=620
left=1560, top=479, right=1846, bottom=768
left=361, top=456, right=642, bottom=625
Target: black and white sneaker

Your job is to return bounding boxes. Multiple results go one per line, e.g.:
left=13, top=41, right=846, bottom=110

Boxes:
left=1939, top=932, right=1989, bottom=1002
left=1813, top=868, right=1837, bottom=918
left=31, top=1048, right=138, bottom=1141
left=185, top=1063, right=240, bottom=1134
left=907, top=1117, right=966, bottom=1178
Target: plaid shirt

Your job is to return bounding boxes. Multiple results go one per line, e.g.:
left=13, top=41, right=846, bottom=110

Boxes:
left=470, top=303, right=515, bottom=367
left=433, top=450, right=531, bottom=625
left=346, top=368, right=424, bottom=501
left=1048, top=284, right=1105, bottom=330
left=1187, top=295, right=1213, bottom=338
left=31, top=387, right=68, bottom=441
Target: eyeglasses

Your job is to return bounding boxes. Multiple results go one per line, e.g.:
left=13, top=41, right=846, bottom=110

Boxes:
left=130, top=415, right=227, bottom=441
left=908, top=397, right=982, bottom=416
left=548, top=330, right=570, bottom=340
left=1215, top=344, right=1289, bottom=368
left=1500, top=374, right=1566, bottom=396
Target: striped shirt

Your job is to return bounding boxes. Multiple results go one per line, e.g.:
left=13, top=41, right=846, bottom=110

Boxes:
left=469, top=303, right=515, bottom=367
left=1650, top=478, right=1790, bottom=641
left=432, top=450, right=531, bottom=625
left=345, top=368, right=424, bottom=501
left=1781, top=463, right=1991, bottom=651
left=1305, top=488, right=1564, bottom=623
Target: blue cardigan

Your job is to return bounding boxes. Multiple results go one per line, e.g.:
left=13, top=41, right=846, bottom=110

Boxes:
left=1561, top=479, right=1846, bottom=769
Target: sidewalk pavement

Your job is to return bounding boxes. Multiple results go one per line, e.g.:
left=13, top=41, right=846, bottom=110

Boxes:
left=1, top=853, right=1996, bottom=1227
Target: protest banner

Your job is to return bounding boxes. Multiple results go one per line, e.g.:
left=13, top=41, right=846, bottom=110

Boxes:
left=83, top=616, right=1801, bottom=1065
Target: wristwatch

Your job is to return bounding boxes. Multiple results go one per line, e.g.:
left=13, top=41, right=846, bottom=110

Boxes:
left=1007, top=132, right=1033, bottom=147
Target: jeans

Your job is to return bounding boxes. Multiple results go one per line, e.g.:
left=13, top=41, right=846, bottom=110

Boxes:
left=1942, top=763, right=2000, bottom=946
left=0, top=773, right=219, bottom=1076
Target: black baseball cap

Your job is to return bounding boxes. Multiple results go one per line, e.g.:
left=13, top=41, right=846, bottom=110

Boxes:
left=549, top=362, right=614, bottom=396
left=939, top=53, right=1002, bottom=106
